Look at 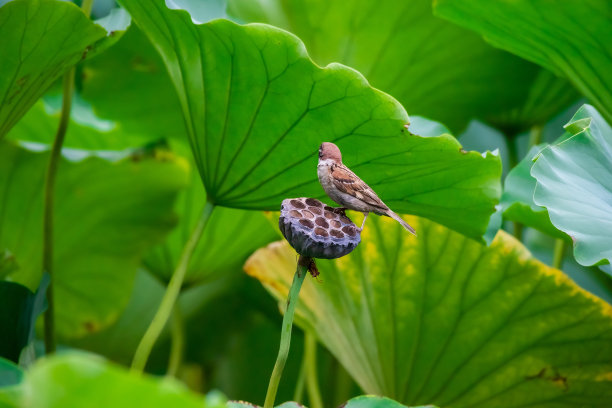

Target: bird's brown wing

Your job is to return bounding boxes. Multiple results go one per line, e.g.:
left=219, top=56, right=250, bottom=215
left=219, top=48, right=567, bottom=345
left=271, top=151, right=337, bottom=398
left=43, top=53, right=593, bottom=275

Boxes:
left=330, top=164, right=389, bottom=212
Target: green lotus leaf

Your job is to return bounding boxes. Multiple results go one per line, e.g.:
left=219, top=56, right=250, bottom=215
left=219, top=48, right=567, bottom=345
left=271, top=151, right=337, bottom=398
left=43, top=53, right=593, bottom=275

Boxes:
left=6, top=100, right=153, bottom=152
left=9, top=352, right=225, bottom=408
left=344, top=396, right=435, bottom=408
left=228, top=0, right=578, bottom=134
left=144, top=167, right=277, bottom=286
left=531, top=104, right=612, bottom=266
left=65, top=269, right=168, bottom=365
left=435, top=0, right=612, bottom=125
left=67, top=269, right=234, bottom=367
left=0, top=358, right=22, bottom=388
left=501, top=145, right=568, bottom=239
left=119, top=0, right=501, bottom=240
left=81, top=25, right=185, bottom=139
left=85, top=6, right=132, bottom=59
left=0, top=0, right=107, bottom=139
left=246, top=216, right=612, bottom=407
left=0, top=141, right=187, bottom=338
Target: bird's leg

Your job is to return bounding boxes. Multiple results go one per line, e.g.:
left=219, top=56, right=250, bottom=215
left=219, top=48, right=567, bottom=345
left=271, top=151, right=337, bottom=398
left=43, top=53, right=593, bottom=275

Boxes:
left=360, top=212, right=369, bottom=230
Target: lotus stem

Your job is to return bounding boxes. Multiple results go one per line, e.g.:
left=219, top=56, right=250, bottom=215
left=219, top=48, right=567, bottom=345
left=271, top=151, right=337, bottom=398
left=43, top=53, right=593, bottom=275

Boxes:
left=131, top=201, right=214, bottom=373
left=552, top=239, right=566, bottom=270
left=166, top=304, right=184, bottom=377
left=305, top=332, right=323, bottom=408
left=512, top=222, right=523, bottom=241
left=42, top=0, right=94, bottom=354
left=292, top=351, right=307, bottom=403
left=263, top=256, right=309, bottom=408
left=529, top=125, right=543, bottom=147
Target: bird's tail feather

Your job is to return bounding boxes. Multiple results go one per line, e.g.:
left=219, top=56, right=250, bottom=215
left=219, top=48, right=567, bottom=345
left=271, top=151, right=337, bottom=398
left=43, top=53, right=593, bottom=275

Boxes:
left=386, top=211, right=417, bottom=236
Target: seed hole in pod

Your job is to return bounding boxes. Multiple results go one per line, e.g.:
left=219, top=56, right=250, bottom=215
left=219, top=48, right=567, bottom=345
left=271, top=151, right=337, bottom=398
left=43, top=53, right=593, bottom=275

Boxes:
left=342, top=225, right=357, bottom=237
left=302, top=210, right=314, bottom=219
left=315, top=217, right=329, bottom=228
left=314, top=227, right=329, bottom=237
left=289, top=210, right=302, bottom=218
left=299, top=219, right=314, bottom=229
left=330, top=229, right=345, bottom=238
left=305, top=198, right=322, bottom=207
left=324, top=211, right=335, bottom=219
left=291, top=199, right=306, bottom=209
left=330, top=220, right=341, bottom=228
left=309, top=206, right=323, bottom=215
left=339, top=214, right=352, bottom=224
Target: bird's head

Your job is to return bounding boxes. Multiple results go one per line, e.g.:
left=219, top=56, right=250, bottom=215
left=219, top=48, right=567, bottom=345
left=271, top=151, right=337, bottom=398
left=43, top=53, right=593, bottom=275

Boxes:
left=319, top=142, right=342, bottom=163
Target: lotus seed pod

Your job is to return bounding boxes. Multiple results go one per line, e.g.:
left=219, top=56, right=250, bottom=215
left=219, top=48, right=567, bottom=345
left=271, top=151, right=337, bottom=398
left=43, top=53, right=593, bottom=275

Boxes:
left=279, top=197, right=361, bottom=259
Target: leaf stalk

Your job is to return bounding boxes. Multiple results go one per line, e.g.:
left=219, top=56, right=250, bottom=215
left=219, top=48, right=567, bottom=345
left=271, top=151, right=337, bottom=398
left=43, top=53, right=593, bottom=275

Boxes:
left=166, top=304, right=184, bottom=377
left=552, top=238, right=566, bottom=270
left=42, top=68, right=74, bottom=354
left=42, top=0, right=94, bottom=354
left=264, top=256, right=308, bottom=408
left=131, top=201, right=215, bottom=373
left=305, top=332, right=323, bottom=408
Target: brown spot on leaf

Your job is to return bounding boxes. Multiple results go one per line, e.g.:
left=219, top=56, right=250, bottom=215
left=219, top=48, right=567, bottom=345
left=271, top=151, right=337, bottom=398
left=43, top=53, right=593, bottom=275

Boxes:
left=81, top=46, right=92, bottom=60
left=84, top=321, right=97, bottom=333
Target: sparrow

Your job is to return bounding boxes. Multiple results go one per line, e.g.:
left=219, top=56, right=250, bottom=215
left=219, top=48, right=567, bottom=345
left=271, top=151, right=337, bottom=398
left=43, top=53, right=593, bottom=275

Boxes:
left=317, top=142, right=416, bottom=235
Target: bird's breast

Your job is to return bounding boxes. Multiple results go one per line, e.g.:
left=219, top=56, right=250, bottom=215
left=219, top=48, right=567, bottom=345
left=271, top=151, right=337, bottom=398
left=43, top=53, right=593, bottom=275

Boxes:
left=318, top=162, right=352, bottom=207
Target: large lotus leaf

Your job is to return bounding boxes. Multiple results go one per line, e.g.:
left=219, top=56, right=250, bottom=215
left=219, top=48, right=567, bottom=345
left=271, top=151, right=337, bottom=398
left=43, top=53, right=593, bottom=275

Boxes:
left=228, top=0, right=578, bottom=134
left=501, top=145, right=567, bottom=239
left=531, top=105, right=612, bottom=266
left=118, top=0, right=501, bottom=240
left=8, top=352, right=225, bottom=408
left=80, top=23, right=455, bottom=143
left=435, top=0, right=612, bottom=126
left=245, top=216, right=612, bottom=407
left=0, top=142, right=187, bottom=338
left=81, top=25, right=185, bottom=139
left=0, top=0, right=107, bottom=139
left=86, top=6, right=132, bottom=58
